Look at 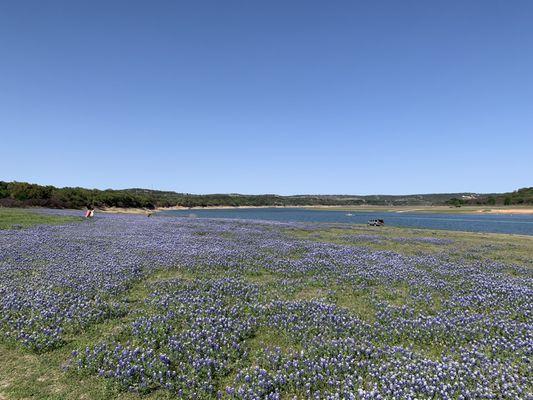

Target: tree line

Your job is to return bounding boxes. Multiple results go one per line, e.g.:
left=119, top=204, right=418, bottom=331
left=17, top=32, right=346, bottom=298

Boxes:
left=445, top=187, right=533, bottom=207
left=0, top=181, right=357, bottom=209
left=1, top=181, right=531, bottom=209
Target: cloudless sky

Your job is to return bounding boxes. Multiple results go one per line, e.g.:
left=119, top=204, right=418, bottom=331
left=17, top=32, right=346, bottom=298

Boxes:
left=1, top=1, right=532, bottom=195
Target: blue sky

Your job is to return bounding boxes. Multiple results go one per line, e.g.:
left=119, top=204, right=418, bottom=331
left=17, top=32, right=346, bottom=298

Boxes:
left=1, top=1, right=532, bottom=195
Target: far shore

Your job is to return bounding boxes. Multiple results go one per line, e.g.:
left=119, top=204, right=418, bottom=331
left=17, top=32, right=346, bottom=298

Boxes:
left=96, top=205, right=298, bottom=215
left=305, top=205, right=533, bottom=215
left=95, top=205, right=533, bottom=215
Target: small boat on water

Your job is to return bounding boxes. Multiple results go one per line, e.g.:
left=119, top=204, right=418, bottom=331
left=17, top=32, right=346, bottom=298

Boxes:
left=346, top=213, right=353, bottom=216
left=368, top=219, right=385, bottom=226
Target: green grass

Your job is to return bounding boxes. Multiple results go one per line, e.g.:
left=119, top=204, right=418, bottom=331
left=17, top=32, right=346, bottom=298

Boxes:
left=287, top=224, right=533, bottom=267
left=0, top=266, right=191, bottom=400
left=0, top=208, right=81, bottom=230
left=0, top=220, right=531, bottom=399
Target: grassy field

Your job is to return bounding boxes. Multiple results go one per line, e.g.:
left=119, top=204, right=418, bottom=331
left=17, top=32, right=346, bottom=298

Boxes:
left=0, top=208, right=81, bottom=230
left=0, top=213, right=531, bottom=399
left=288, top=224, right=533, bottom=267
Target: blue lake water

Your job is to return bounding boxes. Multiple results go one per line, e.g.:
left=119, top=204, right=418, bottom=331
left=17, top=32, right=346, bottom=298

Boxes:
left=159, top=208, right=533, bottom=236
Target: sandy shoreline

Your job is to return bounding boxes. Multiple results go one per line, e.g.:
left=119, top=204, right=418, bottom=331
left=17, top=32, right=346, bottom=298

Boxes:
left=96, top=205, right=533, bottom=215
left=97, top=207, right=154, bottom=215
left=477, top=209, right=533, bottom=215
left=97, top=205, right=299, bottom=215
left=157, top=205, right=294, bottom=211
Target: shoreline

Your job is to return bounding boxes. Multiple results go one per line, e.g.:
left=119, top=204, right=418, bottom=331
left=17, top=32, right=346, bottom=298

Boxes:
left=97, top=205, right=299, bottom=214
left=305, top=206, right=533, bottom=215
left=96, top=205, right=533, bottom=215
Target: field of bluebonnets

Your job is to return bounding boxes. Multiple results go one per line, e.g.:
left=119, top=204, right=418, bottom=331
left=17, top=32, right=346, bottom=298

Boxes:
left=0, top=210, right=531, bottom=399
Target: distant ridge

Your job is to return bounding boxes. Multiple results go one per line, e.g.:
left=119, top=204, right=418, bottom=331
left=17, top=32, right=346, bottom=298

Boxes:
left=0, top=181, right=531, bottom=210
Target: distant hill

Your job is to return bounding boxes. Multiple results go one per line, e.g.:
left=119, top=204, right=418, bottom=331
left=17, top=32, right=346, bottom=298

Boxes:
left=444, top=187, right=533, bottom=207
left=0, top=181, right=531, bottom=209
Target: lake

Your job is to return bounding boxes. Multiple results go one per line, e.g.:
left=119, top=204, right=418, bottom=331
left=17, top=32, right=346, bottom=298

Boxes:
left=159, top=208, right=533, bottom=236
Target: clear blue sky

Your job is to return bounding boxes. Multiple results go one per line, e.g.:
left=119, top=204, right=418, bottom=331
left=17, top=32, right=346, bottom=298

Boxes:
left=1, top=1, right=532, bottom=195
